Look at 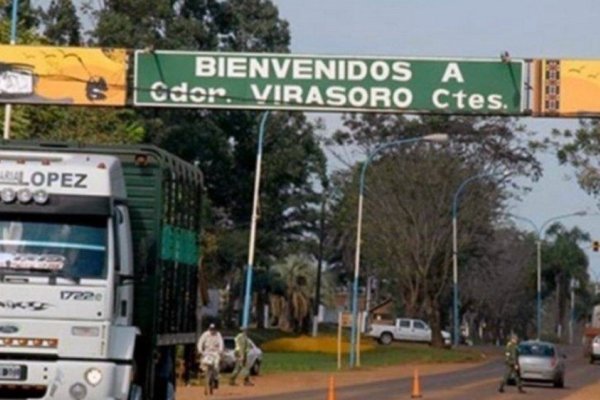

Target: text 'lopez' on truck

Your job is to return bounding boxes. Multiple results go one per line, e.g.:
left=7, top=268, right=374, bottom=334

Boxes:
left=0, top=142, right=204, bottom=400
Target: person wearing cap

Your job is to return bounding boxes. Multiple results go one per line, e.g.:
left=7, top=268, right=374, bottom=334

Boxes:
left=498, top=333, right=525, bottom=394
left=197, top=323, right=224, bottom=385
left=229, top=327, right=254, bottom=386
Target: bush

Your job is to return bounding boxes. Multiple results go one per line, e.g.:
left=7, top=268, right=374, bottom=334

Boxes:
left=262, top=335, right=375, bottom=354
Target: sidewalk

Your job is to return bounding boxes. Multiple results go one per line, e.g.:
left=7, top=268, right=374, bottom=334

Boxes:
left=177, top=356, right=492, bottom=400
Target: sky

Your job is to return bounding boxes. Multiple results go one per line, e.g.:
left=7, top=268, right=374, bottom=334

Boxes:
left=272, top=0, right=600, bottom=279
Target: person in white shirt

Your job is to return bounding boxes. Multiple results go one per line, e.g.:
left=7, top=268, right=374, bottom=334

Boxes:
left=197, top=323, right=224, bottom=383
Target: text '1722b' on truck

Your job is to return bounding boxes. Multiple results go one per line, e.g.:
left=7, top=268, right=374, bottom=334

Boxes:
left=0, top=142, right=204, bottom=400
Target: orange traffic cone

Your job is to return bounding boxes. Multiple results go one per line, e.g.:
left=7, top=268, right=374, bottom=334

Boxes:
left=327, top=375, right=336, bottom=400
left=411, top=368, right=422, bottom=398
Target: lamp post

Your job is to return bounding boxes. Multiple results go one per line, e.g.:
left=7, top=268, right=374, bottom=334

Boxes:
left=312, top=190, right=327, bottom=337
left=241, top=111, right=270, bottom=329
left=451, top=171, right=508, bottom=346
left=569, top=278, right=580, bottom=345
left=509, top=211, right=587, bottom=339
left=349, top=133, right=448, bottom=367
left=3, top=0, right=19, bottom=140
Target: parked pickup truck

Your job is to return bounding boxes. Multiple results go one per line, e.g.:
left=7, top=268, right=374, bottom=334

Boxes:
left=368, top=318, right=451, bottom=346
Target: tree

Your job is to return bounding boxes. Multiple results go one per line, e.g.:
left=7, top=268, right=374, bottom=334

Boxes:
left=268, top=254, right=335, bottom=333
left=21, top=107, right=145, bottom=144
left=39, top=0, right=81, bottom=45
left=461, top=226, right=537, bottom=342
left=2, top=0, right=39, bottom=32
left=542, top=223, right=591, bottom=339
left=328, top=114, right=540, bottom=346
left=214, top=0, right=290, bottom=52
left=555, top=120, right=600, bottom=201
left=90, top=1, right=327, bottom=320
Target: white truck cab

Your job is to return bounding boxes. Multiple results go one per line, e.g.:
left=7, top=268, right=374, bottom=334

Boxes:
left=368, top=317, right=451, bottom=347
left=0, top=151, right=136, bottom=399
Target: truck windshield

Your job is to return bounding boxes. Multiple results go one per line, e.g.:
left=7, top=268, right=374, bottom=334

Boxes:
left=0, top=214, right=107, bottom=280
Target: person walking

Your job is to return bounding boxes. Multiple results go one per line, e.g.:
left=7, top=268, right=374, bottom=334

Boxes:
left=498, top=334, right=526, bottom=394
left=197, top=323, right=224, bottom=386
left=229, top=327, right=254, bottom=386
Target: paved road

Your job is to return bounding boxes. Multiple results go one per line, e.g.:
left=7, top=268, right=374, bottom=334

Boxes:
left=242, top=345, right=600, bottom=400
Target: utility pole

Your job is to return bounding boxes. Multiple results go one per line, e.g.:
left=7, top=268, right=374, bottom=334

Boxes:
left=3, top=0, right=20, bottom=140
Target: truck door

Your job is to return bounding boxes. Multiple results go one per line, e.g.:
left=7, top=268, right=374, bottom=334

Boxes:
left=397, top=319, right=412, bottom=340
left=113, top=205, right=134, bottom=326
left=411, top=320, right=430, bottom=342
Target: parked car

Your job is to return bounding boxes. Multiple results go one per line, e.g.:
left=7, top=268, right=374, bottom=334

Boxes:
left=517, top=340, right=566, bottom=388
left=368, top=318, right=451, bottom=347
left=590, top=335, right=600, bottom=364
left=220, top=336, right=263, bottom=375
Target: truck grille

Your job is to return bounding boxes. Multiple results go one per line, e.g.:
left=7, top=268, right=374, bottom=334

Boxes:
left=0, top=384, right=47, bottom=399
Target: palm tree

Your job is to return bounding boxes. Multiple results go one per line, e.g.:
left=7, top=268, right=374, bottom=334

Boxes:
left=269, top=254, right=335, bottom=333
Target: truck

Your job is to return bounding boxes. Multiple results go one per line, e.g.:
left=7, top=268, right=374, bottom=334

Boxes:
left=367, top=318, right=451, bottom=347
left=583, top=304, right=600, bottom=361
left=0, top=142, right=204, bottom=399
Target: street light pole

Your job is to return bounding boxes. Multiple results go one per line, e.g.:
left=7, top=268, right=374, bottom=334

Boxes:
left=536, top=239, right=542, bottom=339
left=509, top=211, right=587, bottom=339
left=312, top=192, right=327, bottom=337
left=3, top=0, right=19, bottom=140
left=451, top=172, right=505, bottom=347
left=241, top=111, right=270, bottom=329
left=569, top=278, right=579, bottom=345
left=349, top=133, right=448, bottom=367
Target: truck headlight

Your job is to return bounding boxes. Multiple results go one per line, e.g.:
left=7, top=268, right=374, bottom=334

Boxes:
left=85, top=367, right=103, bottom=386
left=69, top=382, right=87, bottom=399
left=33, top=190, right=49, bottom=205
left=1, top=188, right=16, bottom=203
left=17, top=188, right=32, bottom=203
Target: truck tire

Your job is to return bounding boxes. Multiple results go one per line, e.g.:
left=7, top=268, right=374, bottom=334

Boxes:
left=379, top=332, right=393, bottom=345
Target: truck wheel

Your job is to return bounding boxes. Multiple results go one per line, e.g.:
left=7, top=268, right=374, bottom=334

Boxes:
left=379, top=332, right=393, bottom=345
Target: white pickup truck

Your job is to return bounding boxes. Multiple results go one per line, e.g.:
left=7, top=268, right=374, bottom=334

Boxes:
left=368, top=318, right=451, bottom=347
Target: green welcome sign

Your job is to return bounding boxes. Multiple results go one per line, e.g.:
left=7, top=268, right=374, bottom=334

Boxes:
left=134, top=51, right=524, bottom=114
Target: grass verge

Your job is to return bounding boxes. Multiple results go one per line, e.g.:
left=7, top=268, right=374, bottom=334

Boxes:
left=262, top=341, right=483, bottom=373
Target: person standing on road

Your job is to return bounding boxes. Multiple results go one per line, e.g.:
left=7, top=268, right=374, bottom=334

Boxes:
left=197, top=323, right=224, bottom=385
left=498, top=334, right=526, bottom=394
left=229, top=327, right=254, bottom=386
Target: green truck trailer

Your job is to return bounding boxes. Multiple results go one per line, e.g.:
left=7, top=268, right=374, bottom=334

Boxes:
left=0, top=141, right=203, bottom=399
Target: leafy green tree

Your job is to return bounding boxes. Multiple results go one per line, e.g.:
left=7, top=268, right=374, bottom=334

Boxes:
left=91, top=0, right=326, bottom=315
left=39, top=0, right=81, bottom=45
left=92, top=0, right=219, bottom=49
left=555, top=120, right=600, bottom=200
left=2, top=0, right=39, bottom=32
left=542, top=223, right=591, bottom=339
left=328, top=115, right=540, bottom=346
left=461, top=226, right=537, bottom=341
left=268, top=254, right=335, bottom=333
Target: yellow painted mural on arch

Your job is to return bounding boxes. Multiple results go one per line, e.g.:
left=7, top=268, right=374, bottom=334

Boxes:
left=534, top=59, right=600, bottom=116
left=0, top=45, right=127, bottom=106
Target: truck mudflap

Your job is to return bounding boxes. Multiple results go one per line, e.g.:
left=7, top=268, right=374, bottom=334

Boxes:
left=0, top=359, right=132, bottom=399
